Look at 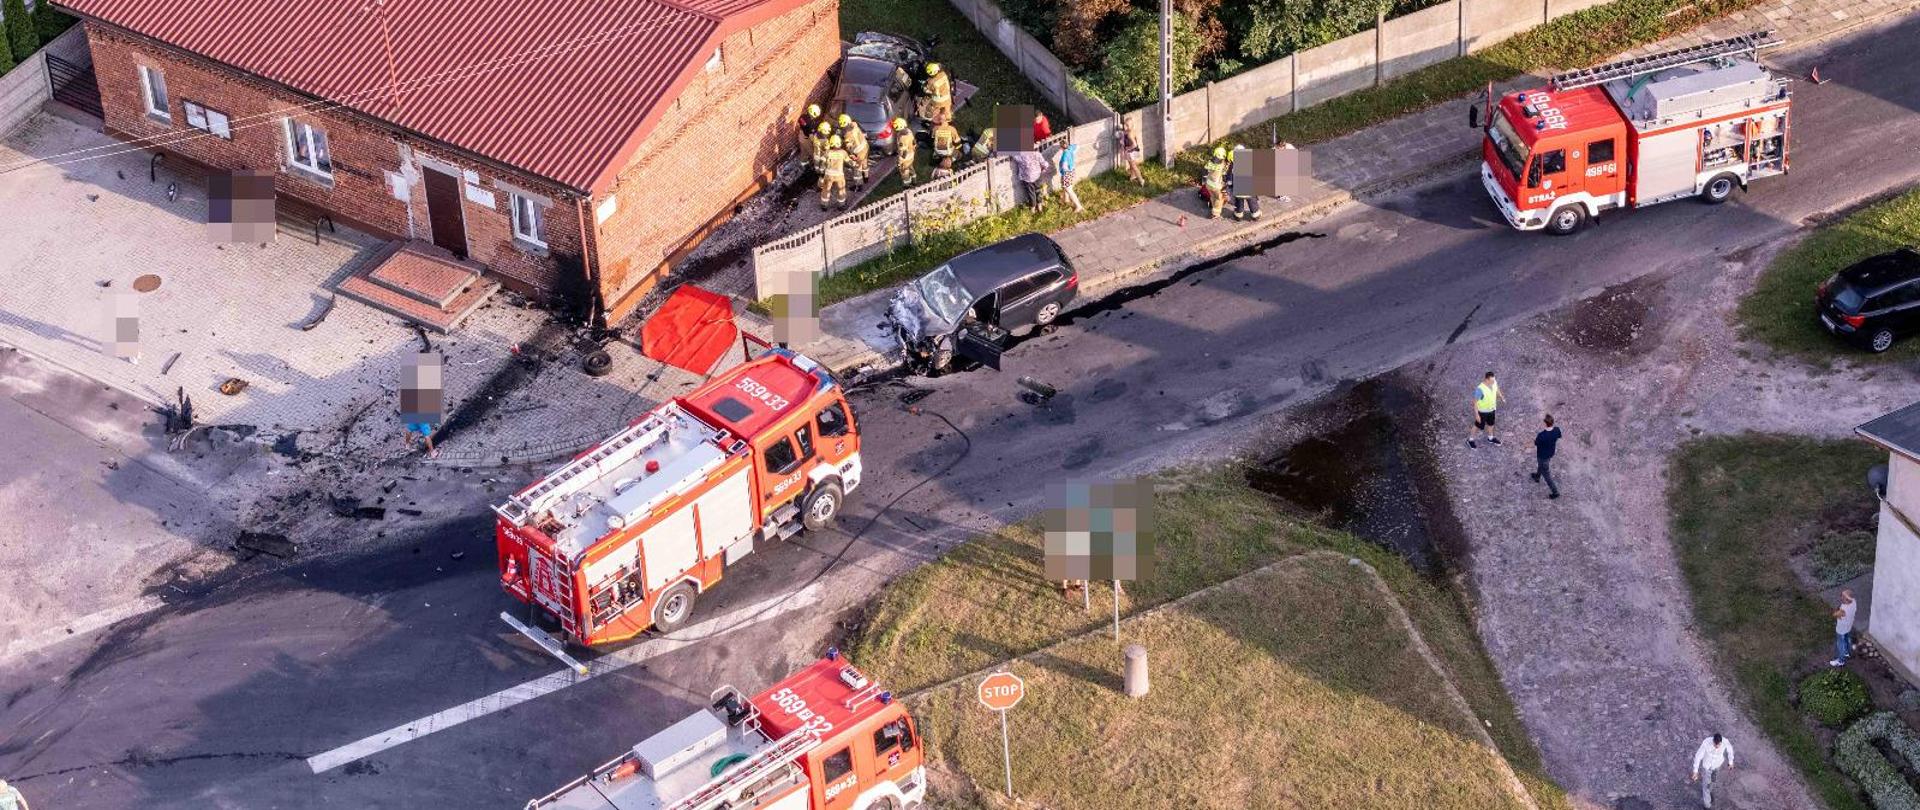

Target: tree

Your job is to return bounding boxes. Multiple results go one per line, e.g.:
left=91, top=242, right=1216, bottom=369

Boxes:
left=1240, top=0, right=1394, bottom=63
left=3, top=0, right=34, bottom=64
left=1051, top=0, right=1130, bottom=69
left=1092, top=10, right=1203, bottom=109
left=0, top=17, right=13, bottom=74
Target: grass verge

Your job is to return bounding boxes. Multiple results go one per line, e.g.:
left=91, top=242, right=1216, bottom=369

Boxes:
left=817, top=0, right=1774, bottom=308
left=1668, top=435, right=1885, bottom=810
left=1737, top=185, right=1920, bottom=362
left=850, top=466, right=1571, bottom=809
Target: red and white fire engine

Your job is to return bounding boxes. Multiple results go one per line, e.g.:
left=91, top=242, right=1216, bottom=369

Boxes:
left=528, top=650, right=926, bottom=810
left=494, top=348, right=863, bottom=650
left=1477, top=31, right=1791, bottom=235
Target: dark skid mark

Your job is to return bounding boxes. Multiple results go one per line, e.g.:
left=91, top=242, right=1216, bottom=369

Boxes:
left=1061, top=436, right=1102, bottom=470
left=14, top=749, right=306, bottom=782
left=1445, top=302, right=1484, bottom=346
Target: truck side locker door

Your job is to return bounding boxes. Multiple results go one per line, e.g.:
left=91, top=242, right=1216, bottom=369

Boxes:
left=1582, top=137, right=1623, bottom=202
left=870, top=713, right=917, bottom=785
left=816, top=401, right=853, bottom=465
left=815, top=744, right=861, bottom=810
left=1533, top=147, right=1568, bottom=202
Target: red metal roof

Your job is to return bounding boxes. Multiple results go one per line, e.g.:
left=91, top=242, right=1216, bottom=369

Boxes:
left=62, top=0, right=813, bottom=193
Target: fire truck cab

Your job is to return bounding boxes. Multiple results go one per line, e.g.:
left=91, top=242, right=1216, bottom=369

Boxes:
left=1479, top=31, right=1790, bottom=235
left=528, top=651, right=927, bottom=810
left=495, top=349, right=862, bottom=647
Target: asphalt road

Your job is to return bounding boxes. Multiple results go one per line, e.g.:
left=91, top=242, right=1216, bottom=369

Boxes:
left=4, top=14, right=1919, bottom=809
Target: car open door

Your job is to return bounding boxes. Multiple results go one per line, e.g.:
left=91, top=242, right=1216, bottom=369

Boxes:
left=954, top=327, right=1003, bottom=370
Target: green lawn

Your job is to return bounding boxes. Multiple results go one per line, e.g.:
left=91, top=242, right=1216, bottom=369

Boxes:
left=1737, top=185, right=1920, bottom=362
left=851, top=466, right=1571, bottom=809
left=1669, top=435, right=1886, bottom=810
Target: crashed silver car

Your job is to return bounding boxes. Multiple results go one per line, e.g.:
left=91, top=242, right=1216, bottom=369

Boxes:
left=885, top=233, right=1078, bottom=373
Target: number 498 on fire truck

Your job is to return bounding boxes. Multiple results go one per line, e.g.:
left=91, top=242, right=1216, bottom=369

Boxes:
left=494, top=349, right=863, bottom=647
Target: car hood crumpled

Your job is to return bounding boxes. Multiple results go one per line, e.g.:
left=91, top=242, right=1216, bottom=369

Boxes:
left=886, top=283, right=952, bottom=343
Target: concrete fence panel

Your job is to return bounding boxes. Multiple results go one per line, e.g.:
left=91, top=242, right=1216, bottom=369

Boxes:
left=1069, top=118, right=1116, bottom=177
left=824, top=196, right=911, bottom=272
left=1381, top=1, right=1461, bottom=81
left=0, top=50, right=50, bottom=139
left=1167, top=89, right=1212, bottom=154
left=1546, top=0, right=1610, bottom=19
left=753, top=225, right=829, bottom=301
left=1293, top=29, right=1378, bottom=109
left=1207, top=58, right=1295, bottom=144
left=1463, top=0, right=1546, bottom=53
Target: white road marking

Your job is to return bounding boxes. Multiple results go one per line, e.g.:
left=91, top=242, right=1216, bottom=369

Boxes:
left=305, top=582, right=826, bottom=774
left=0, top=595, right=164, bottom=663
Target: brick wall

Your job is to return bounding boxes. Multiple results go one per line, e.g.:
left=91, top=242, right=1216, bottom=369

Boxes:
left=593, top=0, right=840, bottom=320
left=84, top=23, right=580, bottom=299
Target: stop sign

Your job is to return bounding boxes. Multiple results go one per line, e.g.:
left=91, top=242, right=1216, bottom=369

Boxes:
left=977, top=671, right=1025, bottom=711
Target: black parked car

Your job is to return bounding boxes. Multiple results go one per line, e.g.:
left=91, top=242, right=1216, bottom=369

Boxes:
left=885, top=233, right=1078, bottom=373
left=1816, top=247, right=1920, bottom=353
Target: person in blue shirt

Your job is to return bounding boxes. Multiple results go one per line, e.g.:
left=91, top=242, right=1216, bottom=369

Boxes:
left=1531, top=414, right=1562, bottom=499
left=1056, top=143, right=1085, bottom=213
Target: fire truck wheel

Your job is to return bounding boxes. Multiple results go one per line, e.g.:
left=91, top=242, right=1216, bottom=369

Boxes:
left=859, top=797, right=901, bottom=810
left=1700, top=174, right=1739, bottom=205
left=802, top=480, right=845, bottom=531
left=653, top=582, right=698, bottom=632
left=582, top=349, right=615, bottom=377
left=1544, top=205, right=1586, bottom=236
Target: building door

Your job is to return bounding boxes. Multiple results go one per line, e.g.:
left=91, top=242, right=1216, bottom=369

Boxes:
left=422, top=167, right=468, bottom=258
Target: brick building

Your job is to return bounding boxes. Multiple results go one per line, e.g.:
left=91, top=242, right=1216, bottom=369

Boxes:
left=59, top=0, right=840, bottom=324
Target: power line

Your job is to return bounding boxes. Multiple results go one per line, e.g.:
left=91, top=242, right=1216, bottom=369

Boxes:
left=1, top=4, right=699, bottom=176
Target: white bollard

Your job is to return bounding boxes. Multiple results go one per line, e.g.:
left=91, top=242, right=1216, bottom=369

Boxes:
left=1123, top=644, right=1149, bottom=698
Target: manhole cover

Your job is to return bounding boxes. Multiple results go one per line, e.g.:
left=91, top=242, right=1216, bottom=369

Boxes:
left=132, top=274, right=163, bottom=293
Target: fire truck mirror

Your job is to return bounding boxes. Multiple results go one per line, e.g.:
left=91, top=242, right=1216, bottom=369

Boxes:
left=1468, top=104, right=1481, bottom=129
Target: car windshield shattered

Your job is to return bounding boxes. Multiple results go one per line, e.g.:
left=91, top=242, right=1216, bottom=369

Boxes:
left=916, top=265, right=973, bottom=326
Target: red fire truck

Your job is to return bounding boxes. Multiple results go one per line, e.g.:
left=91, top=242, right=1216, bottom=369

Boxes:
left=1476, top=31, right=1791, bottom=235
left=494, top=348, right=863, bottom=649
left=528, top=650, right=927, bottom=810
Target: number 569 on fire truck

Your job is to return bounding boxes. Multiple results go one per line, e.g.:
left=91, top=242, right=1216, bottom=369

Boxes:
left=494, top=349, right=863, bottom=652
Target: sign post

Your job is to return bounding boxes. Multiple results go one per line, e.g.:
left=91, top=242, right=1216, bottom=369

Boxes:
left=977, top=671, right=1027, bottom=799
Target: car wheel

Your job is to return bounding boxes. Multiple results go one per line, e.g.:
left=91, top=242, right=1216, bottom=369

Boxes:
left=1870, top=328, right=1896, bottom=353
left=1544, top=205, right=1585, bottom=235
left=1700, top=173, right=1739, bottom=205
left=652, top=582, right=698, bottom=633
left=802, top=480, right=844, bottom=532
left=1034, top=301, right=1062, bottom=326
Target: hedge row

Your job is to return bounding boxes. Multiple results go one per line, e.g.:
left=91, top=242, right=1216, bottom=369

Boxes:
left=1834, top=712, right=1920, bottom=810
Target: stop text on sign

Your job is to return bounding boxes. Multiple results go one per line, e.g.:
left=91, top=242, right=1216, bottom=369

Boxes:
left=978, top=672, right=1025, bottom=711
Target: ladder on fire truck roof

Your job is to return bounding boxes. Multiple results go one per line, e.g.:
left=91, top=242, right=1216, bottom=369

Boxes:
left=1549, top=30, right=1779, bottom=91
left=495, top=412, right=671, bottom=526
left=665, top=724, right=822, bottom=810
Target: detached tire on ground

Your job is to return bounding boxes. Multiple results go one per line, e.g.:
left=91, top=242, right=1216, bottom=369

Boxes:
left=802, top=480, right=844, bottom=532
left=583, top=349, right=615, bottom=377
left=1700, top=173, right=1739, bottom=205
left=652, top=581, right=698, bottom=633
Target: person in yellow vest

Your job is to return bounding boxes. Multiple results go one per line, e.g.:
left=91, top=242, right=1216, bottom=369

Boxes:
left=924, top=63, right=953, bottom=125
left=819, top=134, right=849, bottom=208
left=838, top=114, right=870, bottom=186
left=967, top=126, right=996, bottom=166
left=892, top=117, right=918, bottom=186
left=930, top=119, right=961, bottom=163
left=1202, top=146, right=1228, bottom=219
left=1468, top=370, right=1506, bottom=448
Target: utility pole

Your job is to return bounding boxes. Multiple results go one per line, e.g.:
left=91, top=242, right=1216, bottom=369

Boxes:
left=1158, top=0, right=1174, bottom=168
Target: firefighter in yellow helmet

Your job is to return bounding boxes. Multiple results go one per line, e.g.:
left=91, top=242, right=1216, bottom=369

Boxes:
left=811, top=121, right=833, bottom=188
left=892, top=117, right=918, bottom=186
left=930, top=117, right=961, bottom=164
left=1202, top=145, right=1229, bottom=219
left=924, top=62, right=953, bottom=125
left=838, top=113, right=870, bottom=186
left=820, top=134, right=849, bottom=208
left=796, top=103, right=823, bottom=168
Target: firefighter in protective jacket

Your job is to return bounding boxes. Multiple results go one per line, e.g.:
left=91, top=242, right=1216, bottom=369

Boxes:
left=820, top=135, right=849, bottom=208
left=838, top=114, right=870, bottom=186
left=1202, top=146, right=1229, bottom=219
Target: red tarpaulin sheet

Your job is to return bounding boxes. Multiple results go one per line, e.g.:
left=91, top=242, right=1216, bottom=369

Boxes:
left=641, top=285, right=738, bottom=375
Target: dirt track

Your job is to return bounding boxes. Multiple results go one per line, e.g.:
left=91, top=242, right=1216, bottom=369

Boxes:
left=1412, top=238, right=1920, bottom=809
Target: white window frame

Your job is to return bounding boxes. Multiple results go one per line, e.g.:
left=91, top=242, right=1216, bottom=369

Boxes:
left=282, top=118, right=333, bottom=180
left=183, top=101, right=232, bottom=139
left=510, top=192, right=547, bottom=247
left=138, top=65, right=170, bottom=120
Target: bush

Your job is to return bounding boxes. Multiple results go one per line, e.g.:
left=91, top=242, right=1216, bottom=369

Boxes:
left=1241, top=0, right=1395, bottom=63
left=1835, top=712, right=1920, bottom=810
left=1813, top=530, right=1877, bottom=587
left=1091, top=10, right=1203, bottom=109
left=0, top=23, right=12, bottom=73
left=1802, top=669, right=1873, bottom=728
left=3, top=0, right=34, bottom=63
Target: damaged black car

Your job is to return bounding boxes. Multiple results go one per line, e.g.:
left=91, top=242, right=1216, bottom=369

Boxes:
left=884, top=233, right=1078, bottom=373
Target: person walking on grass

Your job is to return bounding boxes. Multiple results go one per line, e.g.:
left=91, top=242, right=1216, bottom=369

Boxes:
left=1831, top=588, right=1858, bottom=666
left=1531, top=413, right=1562, bottom=499
left=1057, top=142, right=1086, bottom=213
left=1468, top=371, right=1506, bottom=448
left=1691, top=733, right=1735, bottom=808
left=1116, top=117, right=1145, bottom=185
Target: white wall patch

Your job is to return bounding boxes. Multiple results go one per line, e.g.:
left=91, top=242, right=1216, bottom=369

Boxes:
left=386, top=171, right=410, bottom=202
left=595, top=194, right=619, bottom=225
left=465, top=184, right=496, bottom=209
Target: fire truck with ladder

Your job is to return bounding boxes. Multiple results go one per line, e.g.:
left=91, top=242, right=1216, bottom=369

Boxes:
left=527, top=650, right=926, bottom=810
left=1475, top=30, right=1791, bottom=235
left=494, top=348, right=862, bottom=657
